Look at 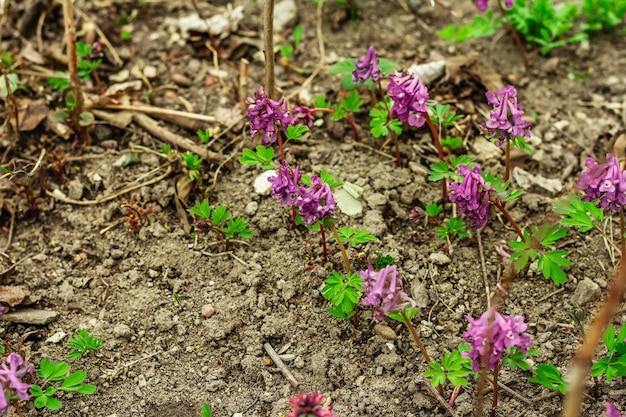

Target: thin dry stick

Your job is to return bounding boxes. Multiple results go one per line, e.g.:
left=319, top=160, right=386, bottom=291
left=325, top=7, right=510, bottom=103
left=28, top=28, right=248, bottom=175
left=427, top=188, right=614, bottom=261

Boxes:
left=563, top=258, right=626, bottom=417
left=47, top=165, right=172, bottom=206
left=239, top=58, right=249, bottom=108
left=264, top=342, right=298, bottom=388
left=62, top=0, right=85, bottom=122
left=263, top=0, right=275, bottom=99
left=205, top=41, right=227, bottom=91
left=98, top=103, right=216, bottom=123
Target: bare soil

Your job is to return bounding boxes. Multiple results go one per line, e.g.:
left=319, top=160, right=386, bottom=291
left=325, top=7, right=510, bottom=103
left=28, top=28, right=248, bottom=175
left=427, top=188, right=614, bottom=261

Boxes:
left=2, top=0, right=626, bottom=416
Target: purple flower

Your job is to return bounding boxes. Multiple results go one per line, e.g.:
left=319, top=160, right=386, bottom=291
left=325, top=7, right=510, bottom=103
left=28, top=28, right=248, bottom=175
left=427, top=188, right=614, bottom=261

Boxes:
left=607, top=403, right=625, bottom=417
left=449, top=164, right=494, bottom=229
left=268, top=161, right=303, bottom=207
left=0, top=307, right=4, bottom=316
left=462, top=307, right=531, bottom=372
left=0, top=353, right=33, bottom=415
left=292, top=106, right=315, bottom=128
left=287, top=391, right=336, bottom=417
left=388, top=71, right=429, bottom=128
left=298, top=176, right=337, bottom=225
left=578, top=153, right=626, bottom=214
left=352, top=45, right=381, bottom=84
left=359, top=264, right=416, bottom=321
left=246, top=86, right=293, bottom=143
left=484, top=85, right=531, bottom=147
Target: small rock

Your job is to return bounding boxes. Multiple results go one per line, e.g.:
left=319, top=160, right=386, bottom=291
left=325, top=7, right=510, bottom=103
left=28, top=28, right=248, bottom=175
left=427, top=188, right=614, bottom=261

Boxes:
left=2, top=309, right=58, bottom=325
left=109, top=69, right=130, bottom=83
left=472, top=137, right=501, bottom=161
left=142, top=65, right=158, bottom=79
left=273, top=0, right=298, bottom=32
left=202, top=305, right=216, bottom=318
left=365, top=192, right=388, bottom=209
left=137, top=374, right=147, bottom=388
left=375, top=352, right=401, bottom=370
left=254, top=170, right=275, bottom=195
left=171, top=72, right=192, bottom=87
left=429, top=252, right=451, bottom=266
left=245, top=201, right=258, bottom=215
left=113, top=323, right=133, bottom=339
left=374, top=324, right=397, bottom=340
left=46, top=331, right=66, bottom=344
left=67, top=179, right=84, bottom=200
left=570, top=278, right=601, bottom=306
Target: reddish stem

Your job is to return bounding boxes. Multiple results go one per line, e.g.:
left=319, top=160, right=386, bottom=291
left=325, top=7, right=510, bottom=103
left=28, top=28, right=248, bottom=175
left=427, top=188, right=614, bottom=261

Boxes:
left=291, top=209, right=297, bottom=230
left=495, top=0, right=529, bottom=70
left=448, top=385, right=462, bottom=407
left=320, top=224, right=328, bottom=263
left=492, top=200, right=525, bottom=242
left=489, top=362, right=501, bottom=417
left=277, top=128, right=286, bottom=162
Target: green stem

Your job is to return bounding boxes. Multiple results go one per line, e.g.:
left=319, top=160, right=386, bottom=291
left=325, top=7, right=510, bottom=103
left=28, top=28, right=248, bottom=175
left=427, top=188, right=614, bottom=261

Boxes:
left=619, top=207, right=626, bottom=257
left=492, top=200, right=525, bottom=243
left=331, top=225, right=350, bottom=273
left=320, top=225, right=328, bottom=263
left=505, top=142, right=511, bottom=182
left=425, top=113, right=447, bottom=202
left=376, top=81, right=401, bottom=167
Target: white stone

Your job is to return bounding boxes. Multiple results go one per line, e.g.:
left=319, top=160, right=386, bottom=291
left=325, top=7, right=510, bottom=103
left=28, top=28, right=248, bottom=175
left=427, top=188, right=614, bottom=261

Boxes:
left=46, top=331, right=66, bottom=344
left=253, top=170, right=275, bottom=195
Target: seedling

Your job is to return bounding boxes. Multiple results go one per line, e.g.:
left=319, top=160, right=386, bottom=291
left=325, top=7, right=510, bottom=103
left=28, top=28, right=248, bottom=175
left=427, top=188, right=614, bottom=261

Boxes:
left=66, top=329, right=103, bottom=360
left=200, top=404, right=213, bottom=417
left=188, top=199, right=252, bottom=250
left=424, top=344, right=476, bottom=389
left=528, top=363, right=567, bottom=394
left=30, top=359, right=96, bottom=411
left=321, top=271, right=363, bottom=319
left=591, top=323, right=626, bottom=382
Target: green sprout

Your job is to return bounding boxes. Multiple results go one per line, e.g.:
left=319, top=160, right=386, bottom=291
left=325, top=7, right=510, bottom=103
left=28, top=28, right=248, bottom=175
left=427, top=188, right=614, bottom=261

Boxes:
left=591, top=323, right=626, bottom=382
left=528, top=363, right=567, bottom=394
left=67, top=329, right=103, bottom=360
left=321, top=271, right=363, bottom=319
left=188, top=199, right=253, bottom=249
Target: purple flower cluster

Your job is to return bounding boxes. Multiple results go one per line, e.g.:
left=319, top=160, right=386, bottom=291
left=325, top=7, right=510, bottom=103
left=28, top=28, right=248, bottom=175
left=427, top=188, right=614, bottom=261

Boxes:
left=463, top=307, right=531, bottom=372
left=359, top=264, right=416, bottom=321
left=0, top=353, right=32, bottom=415
left=607, top=403, right=625, bottom=417
left=578, top=153, right=626, bottom=214
left=484, top=85, right=531, bottom=147
left=352, top=45, right=381, bottom=84
left=388, top=71, right=430, bottom=128
left=476, top=0, right=513, bottom=11
left=246, top=86, right=293, bottom=143
left=287, top=391, right=336, bottom=417
left=449, top=164, right=494, bottom=229
left=267, top=162, right=337, bottom=225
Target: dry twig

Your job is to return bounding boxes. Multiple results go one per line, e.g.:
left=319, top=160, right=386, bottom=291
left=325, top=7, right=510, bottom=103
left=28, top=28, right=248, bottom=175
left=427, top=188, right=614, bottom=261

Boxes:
left=263, top=342, right=298, bottom=388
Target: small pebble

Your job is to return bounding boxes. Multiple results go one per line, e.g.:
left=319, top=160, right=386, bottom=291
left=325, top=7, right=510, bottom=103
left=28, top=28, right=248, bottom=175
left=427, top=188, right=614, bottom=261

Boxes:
left=171, top=72, right=192, bottom=87
left=202, top=305, right=216, bottom=318
left=46, top=331, right=66, bottom=344
left=373, top=324, right=397, bottom=340
left=429, top=252, right=451, bottom=266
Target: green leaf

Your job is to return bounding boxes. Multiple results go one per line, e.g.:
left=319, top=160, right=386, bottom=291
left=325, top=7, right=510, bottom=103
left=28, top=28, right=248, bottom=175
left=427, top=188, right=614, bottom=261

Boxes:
left=328, top=59, right=356, bottom=75
left=554, top=194, right=604, bottom=233
left=340, top=90, right=363, bottom=113
left=46, top=397, right=63, bottom=410
left=200, top=404, right=213, bottom=417
left=61, top=371, right=87, bottom=389
left=428, top=161, right=452, bottom=182
left=188, top=199, right=212, bottom=220
left=211, top=205, right=230, bottom=225
left=605, top=324, right=617, bottom=353
left=528, top=364, right=567, bottom=394
left=0, top=73, right=19, bottom=98
left=285, top=124, right=309, bottom=141
left=538, top=250, right=570, bottom=285
left=223, top=217, right=253, bottom=240
left=75, top=384, right=97, bottom=395
left=33, top=394, right=48, bottom=409
left=377, top=58, right=400, bottom=76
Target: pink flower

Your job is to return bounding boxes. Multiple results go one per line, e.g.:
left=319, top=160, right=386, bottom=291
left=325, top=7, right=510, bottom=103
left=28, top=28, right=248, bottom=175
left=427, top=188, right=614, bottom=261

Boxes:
left=484, top=85, right=531, bottom=148
left=607, top=403, right=625, bottom=417
left=352, top=45, right=381, bottom=84
left=578, top=153, right=626, bottom=214
left=359, top=264, right=416, bottom=321
left=449, top=164, right=494, bottom=229
left=388, top=71, right=429, bottom=128
left=246, top=86, right=293, bottom=143
left=287, top=391, right=336, bottom=417
left=463, top=306, right=531, bottom=372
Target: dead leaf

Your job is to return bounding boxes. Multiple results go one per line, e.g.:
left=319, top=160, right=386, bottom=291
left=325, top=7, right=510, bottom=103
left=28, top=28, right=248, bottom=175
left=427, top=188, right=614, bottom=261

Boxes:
left=11, top=98, right=49, bottom=131
left=175, top=175, right=194, bottom=202
left=173, top=193, right=192, bottom=234
left=19, top=42, right=45, bottom=65
left=0, top=285, right=27, bottom=306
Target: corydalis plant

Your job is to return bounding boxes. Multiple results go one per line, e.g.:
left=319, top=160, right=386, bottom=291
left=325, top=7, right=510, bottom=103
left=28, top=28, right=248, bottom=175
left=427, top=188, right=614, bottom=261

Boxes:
left=483, top=84, right=532, bottom=180
left=268, top=162, right=337, bottom=226
left=0, top=353, right=33, bottom=415
left=578, top=153, right=626, bottom=215
left=359, top=264, right=415, bottom=321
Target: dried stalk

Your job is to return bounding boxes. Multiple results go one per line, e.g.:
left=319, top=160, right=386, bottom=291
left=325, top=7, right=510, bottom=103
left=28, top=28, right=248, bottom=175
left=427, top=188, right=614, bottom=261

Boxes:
left=263, top=0, right=275, bottom=99
left=62, top=0, right=86, bottom=140
left=563, top=258, right=626, bottom=417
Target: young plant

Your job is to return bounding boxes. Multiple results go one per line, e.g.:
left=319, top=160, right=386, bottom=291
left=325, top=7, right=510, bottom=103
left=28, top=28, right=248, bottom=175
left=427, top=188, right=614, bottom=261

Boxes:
left=30, top=359, right=96, bottom=411
left=321, top=270, right=363, bottom=319
left=182, top=152, right=203, bottom=185
left=528, top=363, right=568, bottom=394
left=591, top=323, right=626, bottom=382
left=66, top=329, right=103, bottom=360
left=438, top=10, right=502, bottom=43
left=580, top=0, right=626, bottom=33
left=424, top=344, right=476, bottom=390
left=509, top=223, right=571, bottom=286
left=188, top=199, right=253, bottom=250
left=280, top=24, right=302, bottom=61
left=200, top=403, right=213, bottom=417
